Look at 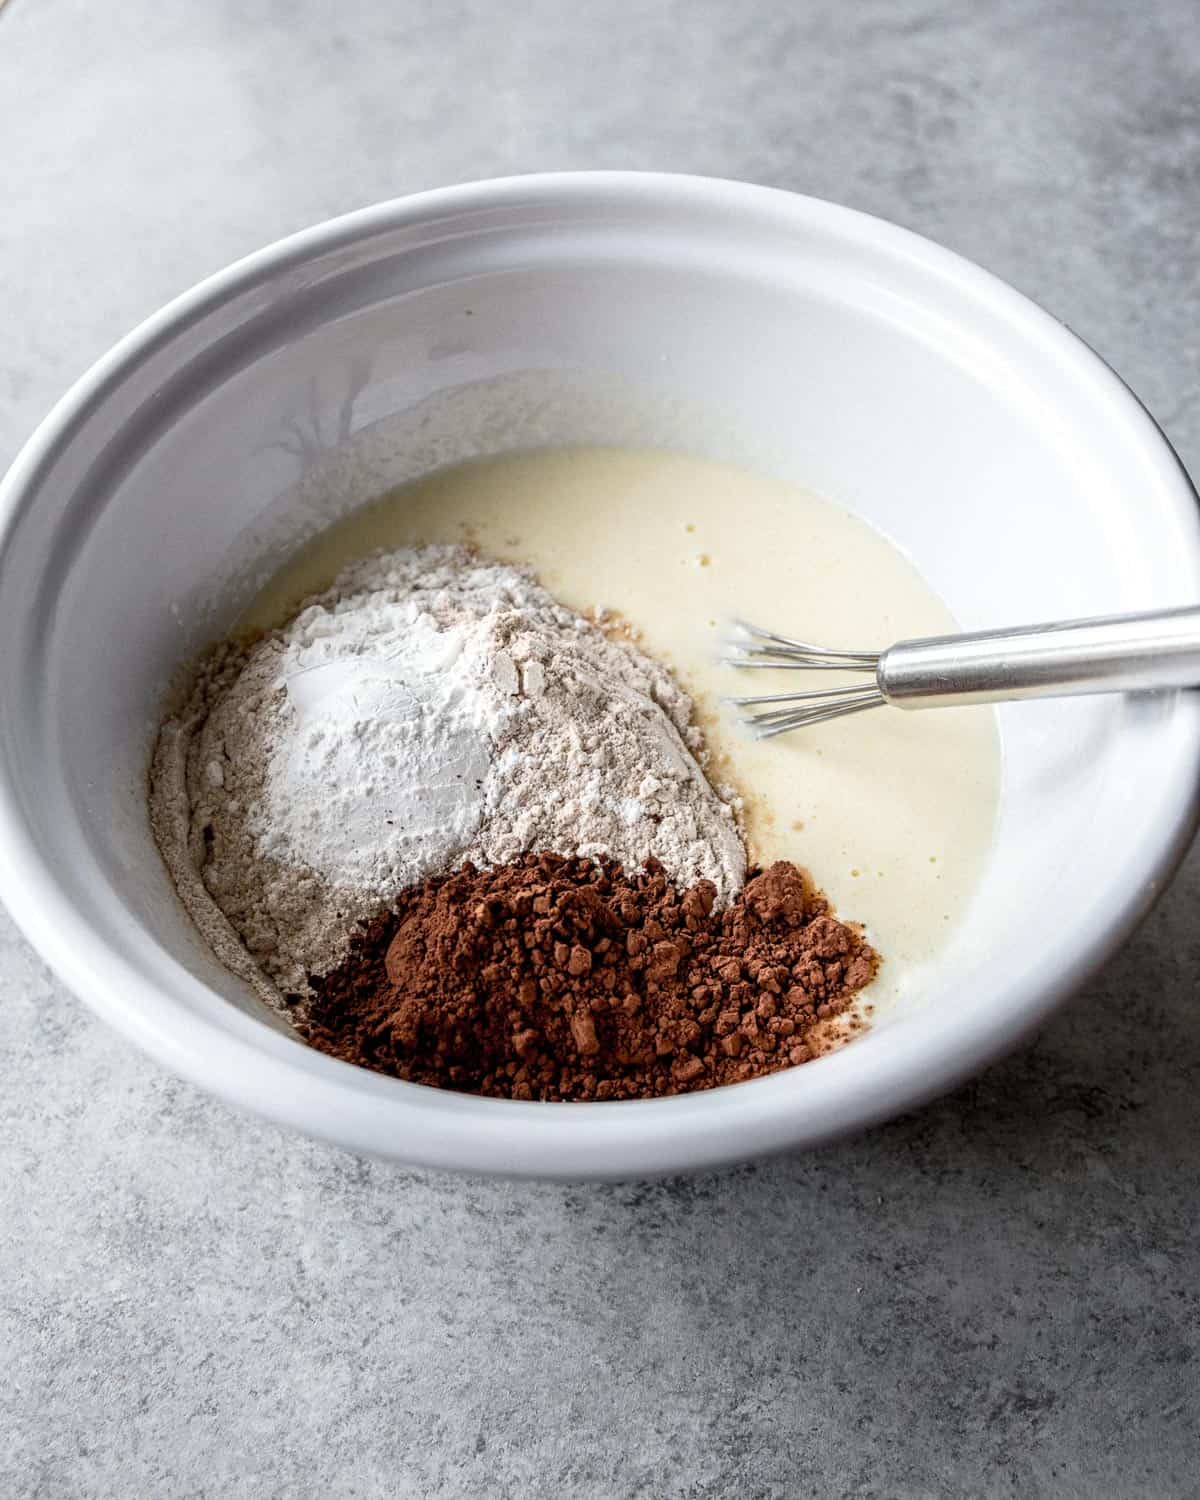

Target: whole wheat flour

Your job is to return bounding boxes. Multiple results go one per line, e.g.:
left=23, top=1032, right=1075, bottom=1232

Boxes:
left=151, top=545, right=745, bottom=1005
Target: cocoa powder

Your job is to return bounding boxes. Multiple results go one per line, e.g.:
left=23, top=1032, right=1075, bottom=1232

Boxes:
left=300, top=855, right=877, bottom=1101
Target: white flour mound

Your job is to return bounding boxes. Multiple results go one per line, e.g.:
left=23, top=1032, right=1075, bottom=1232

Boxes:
left=152, top=545, right=745, bottom=1001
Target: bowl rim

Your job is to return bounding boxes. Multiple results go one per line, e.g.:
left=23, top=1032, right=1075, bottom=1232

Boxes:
left=2, top=170, right=1199, bottom=1178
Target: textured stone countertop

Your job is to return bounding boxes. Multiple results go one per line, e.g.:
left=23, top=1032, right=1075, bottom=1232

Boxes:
left=3, top=2, right=1199, bottom=1495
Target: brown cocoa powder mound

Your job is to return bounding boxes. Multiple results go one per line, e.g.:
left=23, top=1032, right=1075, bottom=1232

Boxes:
left=299, top=855, right=877, bottom=1102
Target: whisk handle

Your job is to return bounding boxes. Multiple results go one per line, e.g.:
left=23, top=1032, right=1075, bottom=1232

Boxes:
left=879, top=606, right=1200, bottom=709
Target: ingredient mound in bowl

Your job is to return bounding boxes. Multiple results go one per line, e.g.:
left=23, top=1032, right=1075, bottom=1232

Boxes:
left=306, top=855, right=874, bottom=1101
left=151, top=543, right=876, bottom=1099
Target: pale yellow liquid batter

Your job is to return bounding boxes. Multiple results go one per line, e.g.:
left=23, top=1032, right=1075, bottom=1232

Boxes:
left=246, top=448, right=1000, bottom=1013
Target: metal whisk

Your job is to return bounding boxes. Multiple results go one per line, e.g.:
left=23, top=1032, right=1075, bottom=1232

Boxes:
left=723, top=607, right=1200, bottom=738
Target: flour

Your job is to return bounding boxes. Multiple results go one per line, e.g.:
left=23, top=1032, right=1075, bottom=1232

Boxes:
left=260, top=610, right=495, bottom=890
left=151, top=545, right=745, bottom=1003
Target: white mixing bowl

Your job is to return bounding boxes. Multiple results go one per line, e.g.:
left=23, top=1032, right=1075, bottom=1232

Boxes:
left=2, top=173, right=1198, bottom=1178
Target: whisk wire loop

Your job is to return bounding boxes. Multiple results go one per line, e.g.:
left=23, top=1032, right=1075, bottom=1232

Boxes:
left=750, top=695, right=887, bottom=738
left=722, top=620, right=880, bottom=673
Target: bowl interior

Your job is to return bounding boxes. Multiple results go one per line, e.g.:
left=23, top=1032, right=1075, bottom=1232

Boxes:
left=2, top=178, right=1198, bottom=1173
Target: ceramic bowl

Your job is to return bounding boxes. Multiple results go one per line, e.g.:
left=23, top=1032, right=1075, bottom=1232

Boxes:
left=1, top=173, right=1198, bottom=1178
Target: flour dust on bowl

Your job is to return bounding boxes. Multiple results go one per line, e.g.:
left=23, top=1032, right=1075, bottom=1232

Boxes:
left=0, top=174, right=1197, bottom=1177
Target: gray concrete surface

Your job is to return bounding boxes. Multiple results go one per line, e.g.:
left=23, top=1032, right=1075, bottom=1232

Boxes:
left=3, top=1, right=1200, bottom=1494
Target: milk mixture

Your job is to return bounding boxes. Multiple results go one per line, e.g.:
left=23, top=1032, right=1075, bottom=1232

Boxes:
left=246, top=447, right=1001, bottom=1012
